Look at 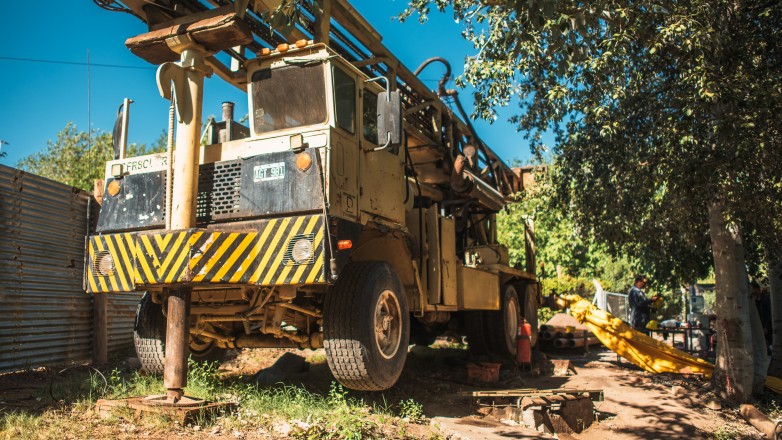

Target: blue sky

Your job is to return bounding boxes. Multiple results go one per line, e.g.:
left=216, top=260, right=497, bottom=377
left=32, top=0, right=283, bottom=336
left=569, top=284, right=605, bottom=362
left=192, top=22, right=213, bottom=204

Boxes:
left=0, top=1, right=536, bottom=167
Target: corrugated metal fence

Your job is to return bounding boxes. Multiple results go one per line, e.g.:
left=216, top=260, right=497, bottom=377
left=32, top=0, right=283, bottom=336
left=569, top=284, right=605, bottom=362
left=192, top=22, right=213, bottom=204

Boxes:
left=0, top=165, right=140, bottom=372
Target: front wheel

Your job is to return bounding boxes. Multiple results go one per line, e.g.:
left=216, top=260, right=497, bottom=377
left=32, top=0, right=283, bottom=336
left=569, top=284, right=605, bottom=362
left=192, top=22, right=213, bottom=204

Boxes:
left=133, top=292, right=226, bottom=374
left=323, top=261, right=410, bottom=391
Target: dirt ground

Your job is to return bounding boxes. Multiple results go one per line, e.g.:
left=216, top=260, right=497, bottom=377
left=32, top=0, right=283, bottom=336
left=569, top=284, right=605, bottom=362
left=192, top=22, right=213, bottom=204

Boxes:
left=0, top=343, right=767, bottom=439
left=181, top=344, right=764, bottom=438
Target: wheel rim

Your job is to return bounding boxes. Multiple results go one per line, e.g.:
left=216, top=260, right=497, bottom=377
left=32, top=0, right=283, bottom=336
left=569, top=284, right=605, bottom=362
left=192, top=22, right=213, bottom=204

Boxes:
left=505, top=294, right=519, bottom=346
left=189, top=336, right=213, bottom=355
left=374, top=290, right=403, bottom=359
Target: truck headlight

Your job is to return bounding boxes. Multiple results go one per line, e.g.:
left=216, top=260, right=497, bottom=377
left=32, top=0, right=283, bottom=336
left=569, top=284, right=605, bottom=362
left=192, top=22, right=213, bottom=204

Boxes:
left=95, top=252, right=115, bottom=276
left=291, top=238, right=313, bottom=264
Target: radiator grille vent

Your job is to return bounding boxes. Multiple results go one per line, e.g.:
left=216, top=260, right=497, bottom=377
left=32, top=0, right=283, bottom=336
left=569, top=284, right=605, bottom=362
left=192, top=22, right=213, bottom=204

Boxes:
left=162, top=159, right=243, bottom=224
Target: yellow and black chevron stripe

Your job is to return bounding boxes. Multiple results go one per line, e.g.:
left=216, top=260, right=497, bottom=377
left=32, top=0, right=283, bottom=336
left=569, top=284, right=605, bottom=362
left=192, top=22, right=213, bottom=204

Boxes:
left=86, top=233, right=138, bottom=293
left=133, top=214, right=326, bottom=286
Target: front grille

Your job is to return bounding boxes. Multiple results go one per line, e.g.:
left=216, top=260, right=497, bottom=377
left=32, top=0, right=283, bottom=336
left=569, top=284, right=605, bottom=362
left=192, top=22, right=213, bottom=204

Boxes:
left=209, top=160, right=243, bottom=217
left=162, top=160, right=243, bottom=224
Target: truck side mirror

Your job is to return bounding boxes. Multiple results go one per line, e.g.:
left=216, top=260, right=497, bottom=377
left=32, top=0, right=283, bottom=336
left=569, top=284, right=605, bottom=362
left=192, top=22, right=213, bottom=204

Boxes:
left=376, top=90, right=403, bottom=152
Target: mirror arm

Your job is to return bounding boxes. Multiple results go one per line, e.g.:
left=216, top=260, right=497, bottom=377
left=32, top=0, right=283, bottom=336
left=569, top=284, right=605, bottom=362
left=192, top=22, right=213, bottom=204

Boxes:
left=373, top=132, right=392, bottom=152
left=366, top=76, right=391, bottom=99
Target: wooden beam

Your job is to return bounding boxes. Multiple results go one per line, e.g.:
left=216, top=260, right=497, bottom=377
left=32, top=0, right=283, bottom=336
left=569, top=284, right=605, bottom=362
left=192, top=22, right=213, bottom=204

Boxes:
left=314, top=0, right=332, bottom=44
left=93, top=293, right=108, bottom=365
left=150, top=5, right=233, bottom=31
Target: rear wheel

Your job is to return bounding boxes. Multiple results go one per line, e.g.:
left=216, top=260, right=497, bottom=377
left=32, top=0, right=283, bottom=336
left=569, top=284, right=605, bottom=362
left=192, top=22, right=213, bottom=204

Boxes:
left=486, top=284, right=522, bottom=358
left=463, top=311, right=493, bottom=357
left=323, top=261, right=410, bottom=391
left=133, top=292, right=226, bottom=374
left=518, top=283, right=539, bottom=348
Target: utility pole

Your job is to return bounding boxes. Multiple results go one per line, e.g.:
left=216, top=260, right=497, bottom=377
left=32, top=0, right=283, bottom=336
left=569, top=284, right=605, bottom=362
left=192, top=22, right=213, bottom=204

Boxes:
left=0, top=140, right=9, bottom=157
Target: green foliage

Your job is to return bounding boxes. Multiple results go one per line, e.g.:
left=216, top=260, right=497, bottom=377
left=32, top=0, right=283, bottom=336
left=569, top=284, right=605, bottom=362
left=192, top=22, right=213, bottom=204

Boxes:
left=403, top=0, right=782, bottom=284
left=537, top=306, right=556, bottom=324
left=398, top=398, right=425, bottom=423
left=541, top=277, right=597, bottom=298
left=17, top=123, right=166, bottom=191
left=713, top=424, right=741, bottom=440
left=497, top=165, right=640, bottom=290
left=104, top=368, right=163, bottom=399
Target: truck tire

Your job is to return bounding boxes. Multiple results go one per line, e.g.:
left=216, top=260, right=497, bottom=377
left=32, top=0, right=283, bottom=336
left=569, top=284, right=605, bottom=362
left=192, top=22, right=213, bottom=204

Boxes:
left=464, top=311, right=493, bottom=357
left=518, top=283, right=539, bottom=347
left=133, top=292, right=226, bottom=374
left=486, top=283, right=522, bottom=358
left=323, top=261, right=410, bottom=391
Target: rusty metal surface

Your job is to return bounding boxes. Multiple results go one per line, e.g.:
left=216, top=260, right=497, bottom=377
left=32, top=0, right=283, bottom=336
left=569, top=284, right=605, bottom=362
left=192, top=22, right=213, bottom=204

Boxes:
left=106, top=292, right=143, bottom=356
left=0, top=165, right=139, bottom=371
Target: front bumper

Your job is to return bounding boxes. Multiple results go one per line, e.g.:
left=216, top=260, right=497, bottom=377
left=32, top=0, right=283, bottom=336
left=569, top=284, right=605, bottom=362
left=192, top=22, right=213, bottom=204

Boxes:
left=85, top=214, right=326, bottom=293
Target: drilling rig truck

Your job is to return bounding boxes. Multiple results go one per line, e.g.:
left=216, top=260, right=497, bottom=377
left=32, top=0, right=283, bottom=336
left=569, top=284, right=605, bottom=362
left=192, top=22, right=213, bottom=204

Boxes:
left=87, top=0, right=539, bottom=398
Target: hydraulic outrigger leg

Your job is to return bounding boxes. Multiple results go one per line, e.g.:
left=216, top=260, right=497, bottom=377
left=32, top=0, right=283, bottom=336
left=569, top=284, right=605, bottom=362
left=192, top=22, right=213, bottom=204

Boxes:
left=156, top=38, right=211, bottom=404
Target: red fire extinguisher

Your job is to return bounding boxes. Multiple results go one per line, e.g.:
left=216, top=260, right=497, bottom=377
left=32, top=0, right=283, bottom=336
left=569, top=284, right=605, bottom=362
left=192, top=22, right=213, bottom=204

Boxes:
left=517, top=319, right=532, bottom=365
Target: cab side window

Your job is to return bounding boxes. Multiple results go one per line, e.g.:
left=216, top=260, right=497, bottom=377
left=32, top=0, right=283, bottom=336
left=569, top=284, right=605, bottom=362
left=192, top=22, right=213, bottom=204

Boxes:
left=333, top=67, right=356, bottom=134
left=362, top=90, right=378, bottom=145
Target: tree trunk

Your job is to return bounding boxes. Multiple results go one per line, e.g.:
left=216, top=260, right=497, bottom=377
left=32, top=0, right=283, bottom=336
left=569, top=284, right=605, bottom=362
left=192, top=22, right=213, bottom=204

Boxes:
left=708, top=201, right=754, bottom=402
left=768, top=259, right=782, bottom=376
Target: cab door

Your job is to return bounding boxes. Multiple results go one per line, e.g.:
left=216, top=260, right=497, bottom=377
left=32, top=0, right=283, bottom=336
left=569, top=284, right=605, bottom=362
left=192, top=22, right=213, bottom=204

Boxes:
left=358, top=85, right=406, bottom=225
left=329, top=64, right=360, bottom=221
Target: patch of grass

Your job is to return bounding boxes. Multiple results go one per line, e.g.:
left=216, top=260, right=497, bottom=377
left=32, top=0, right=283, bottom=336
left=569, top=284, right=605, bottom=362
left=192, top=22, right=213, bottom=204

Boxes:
left=713, top=424, right=741, bottom=440
left=1, top=358, right=436, bottom=439
left=104, top=368, right=164, bottom=399
left=307, top=352, right=327, bottom=365
left=224, top=382, right=383, bottom=438
left=761, top=397, right=782, bottom=419
left=0, top=412, right=42, bottom=440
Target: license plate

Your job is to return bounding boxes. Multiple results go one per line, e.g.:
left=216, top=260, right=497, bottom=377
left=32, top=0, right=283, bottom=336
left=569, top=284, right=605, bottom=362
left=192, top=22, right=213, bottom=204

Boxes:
left=253, top=162, right=285, bottom=182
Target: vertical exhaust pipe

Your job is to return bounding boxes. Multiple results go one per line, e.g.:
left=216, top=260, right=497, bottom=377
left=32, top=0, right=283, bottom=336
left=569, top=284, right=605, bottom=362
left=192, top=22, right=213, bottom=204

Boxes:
left=221, top=101, right=234, bottom=142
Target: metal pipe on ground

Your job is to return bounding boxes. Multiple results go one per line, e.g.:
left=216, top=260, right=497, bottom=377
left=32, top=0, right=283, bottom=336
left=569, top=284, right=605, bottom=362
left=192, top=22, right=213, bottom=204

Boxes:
left=566, top=337, right=600, bottom=348
left=564, top=331, right=592, bottom=339
left=553, top=337, right=600, bottom=348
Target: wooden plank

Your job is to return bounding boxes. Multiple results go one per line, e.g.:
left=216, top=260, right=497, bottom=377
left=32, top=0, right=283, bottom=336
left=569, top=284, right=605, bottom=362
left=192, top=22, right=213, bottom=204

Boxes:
left=93, top=293, right=108, bottom=365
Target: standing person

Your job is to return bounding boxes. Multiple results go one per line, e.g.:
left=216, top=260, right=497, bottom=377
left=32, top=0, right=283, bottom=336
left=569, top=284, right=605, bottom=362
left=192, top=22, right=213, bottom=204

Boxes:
left=628, top=275, right=658, bottom=333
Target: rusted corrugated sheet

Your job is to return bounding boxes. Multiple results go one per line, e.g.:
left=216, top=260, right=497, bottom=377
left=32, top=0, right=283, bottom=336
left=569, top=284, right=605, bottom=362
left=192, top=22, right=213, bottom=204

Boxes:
left=0, top=165, right=140, bottom=371
left=0, top=165, right=93, bottom=371
left=107, top=292, right=142, bottom=355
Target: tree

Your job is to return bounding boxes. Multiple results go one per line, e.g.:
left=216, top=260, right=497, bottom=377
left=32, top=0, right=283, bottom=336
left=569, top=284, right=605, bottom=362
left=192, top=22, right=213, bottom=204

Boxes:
left=497, top=163, right=635, bottom=292
left=403, top=0, right=782, bottom=401
left=17, top=123, right=166, bottom=191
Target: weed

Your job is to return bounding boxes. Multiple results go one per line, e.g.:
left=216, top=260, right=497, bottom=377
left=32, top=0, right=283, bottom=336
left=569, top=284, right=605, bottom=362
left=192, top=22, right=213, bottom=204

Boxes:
left=713, top=424, right=741, bottom=440
left=399, top=398, right=425, bottom=424
left=186, top=358, right=222, bottom=400
left=763, top=398, right=782, bottom=419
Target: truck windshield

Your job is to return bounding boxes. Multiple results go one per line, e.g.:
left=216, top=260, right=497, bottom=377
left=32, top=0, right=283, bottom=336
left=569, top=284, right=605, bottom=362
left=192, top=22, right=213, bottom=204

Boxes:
left=252, top=64, right=327, bottom=134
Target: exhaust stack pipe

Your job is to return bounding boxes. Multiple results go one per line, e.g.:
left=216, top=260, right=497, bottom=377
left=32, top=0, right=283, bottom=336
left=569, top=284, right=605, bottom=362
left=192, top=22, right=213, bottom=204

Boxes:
left=221, top=101, right=234, bottom=122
